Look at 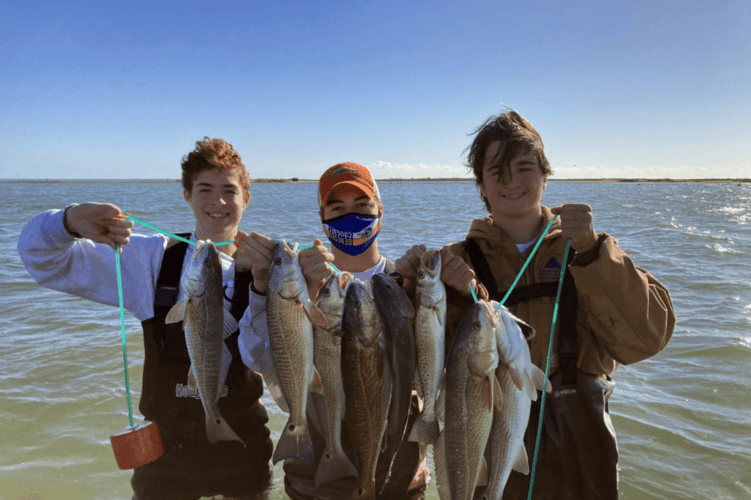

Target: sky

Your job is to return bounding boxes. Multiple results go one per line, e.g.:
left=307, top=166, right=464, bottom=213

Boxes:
left=1, top=0, right=749, bottom=180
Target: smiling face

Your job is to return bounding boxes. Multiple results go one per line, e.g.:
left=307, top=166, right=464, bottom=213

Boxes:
left=183, top=169, right=250, bottom=242
left=480, top=142, right=547, bottom=223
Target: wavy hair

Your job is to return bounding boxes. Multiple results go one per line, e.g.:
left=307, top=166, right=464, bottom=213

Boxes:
left=465, top=110, right=551, bottom=212
left=181, top=137, right=251, bottom=196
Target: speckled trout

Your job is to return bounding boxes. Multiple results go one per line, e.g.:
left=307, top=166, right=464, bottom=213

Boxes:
left=408, top=249, right=446, bottom=446
left=311, top=272, right=359, bottom=486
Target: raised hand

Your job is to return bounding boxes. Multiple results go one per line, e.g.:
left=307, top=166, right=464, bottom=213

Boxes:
left=63, top=203, right=134, bottom=252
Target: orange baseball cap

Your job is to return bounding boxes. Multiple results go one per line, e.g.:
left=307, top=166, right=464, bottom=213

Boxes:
left=318, top=162, right=380, bottom=206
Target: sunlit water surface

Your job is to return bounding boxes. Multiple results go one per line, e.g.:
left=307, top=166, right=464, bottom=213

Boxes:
left=1, top=180, right=750, bottom=499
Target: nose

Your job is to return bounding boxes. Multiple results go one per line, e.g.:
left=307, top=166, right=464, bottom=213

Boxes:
left=211, top=191, right=227, bottom=206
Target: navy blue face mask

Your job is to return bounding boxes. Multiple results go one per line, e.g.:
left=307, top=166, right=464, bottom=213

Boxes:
left=322, top=213, right=381, bottom=256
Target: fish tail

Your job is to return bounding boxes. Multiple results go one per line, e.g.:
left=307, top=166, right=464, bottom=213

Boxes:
left=272, top=418, right=313, bottom=464
left=407, top=412, right=440, bottom=445
left=314, top=445, right=359, bottom=486
left=205, top=414, right=245, bottom=446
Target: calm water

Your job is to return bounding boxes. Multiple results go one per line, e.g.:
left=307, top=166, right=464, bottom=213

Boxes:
left=1, top=180, right=750, bottom=500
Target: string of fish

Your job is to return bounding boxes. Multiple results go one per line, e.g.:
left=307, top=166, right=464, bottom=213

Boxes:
left=112, top=215, right=565, bottom=500
left=468, top=213, right=571, bottom=500
left=113, top=217, right=234, bottom=428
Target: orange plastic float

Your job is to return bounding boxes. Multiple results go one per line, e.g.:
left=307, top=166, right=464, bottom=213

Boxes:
left=111, top=420, right=163, bottom=469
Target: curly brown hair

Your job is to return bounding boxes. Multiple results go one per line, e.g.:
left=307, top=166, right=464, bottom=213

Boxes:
left=465, top=110, right=551, bottom=212
left=181, top=137, right=251, bottom=196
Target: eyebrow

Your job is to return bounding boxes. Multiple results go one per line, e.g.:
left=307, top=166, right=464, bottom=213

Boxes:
left=195, top=182, right=239, bottom=189
left=326, top=195, right=370, bottom=205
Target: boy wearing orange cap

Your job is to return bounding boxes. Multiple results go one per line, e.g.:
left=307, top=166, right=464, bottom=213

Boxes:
left=237, top=162, right=429, bottom=499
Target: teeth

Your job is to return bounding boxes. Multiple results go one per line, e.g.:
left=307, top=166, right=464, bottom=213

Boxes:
left=208, top=213, right=227, bottom=218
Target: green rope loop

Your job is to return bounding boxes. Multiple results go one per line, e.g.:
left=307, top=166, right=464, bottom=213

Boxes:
left=527, top=238, right=572, bottom=500
left=114, top=244, right=134, bottom=428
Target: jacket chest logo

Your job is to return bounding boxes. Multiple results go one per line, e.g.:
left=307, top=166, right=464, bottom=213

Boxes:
left=539, top=254, right=564, bottom=281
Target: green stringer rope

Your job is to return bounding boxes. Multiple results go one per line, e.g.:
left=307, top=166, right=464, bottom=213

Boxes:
left=114, top=217, right=233, bottom=428
left=466, top=213, right=571, bottom=498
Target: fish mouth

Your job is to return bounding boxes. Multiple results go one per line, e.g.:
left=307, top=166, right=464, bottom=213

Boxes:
left=420, top=250, right=440, bottom=273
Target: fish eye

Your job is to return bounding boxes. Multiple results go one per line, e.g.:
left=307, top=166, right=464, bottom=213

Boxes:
left=273, top=257, right=282, bottom=266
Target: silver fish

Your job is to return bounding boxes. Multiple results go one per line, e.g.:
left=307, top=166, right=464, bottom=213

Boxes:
left=267, top=240, right=327, bottom=464
left=341, top=278, right=386, bottom=500
left=480, top=303, right=551, bottom=500
left=311, top=272, right=359, bottom=486
left=165, top=239, right=243, bottom=445
left=435, top=300, right=502, bottom=500
left=408, top=249, right=446, bottom=446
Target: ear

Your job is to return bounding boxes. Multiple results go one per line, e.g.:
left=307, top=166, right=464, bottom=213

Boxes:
left=542, top=176, right=548, bottom=190
left=243, top=191, right=250, bottom=208
left=479, top=182, right=487, bottom=199
left=183, top=189, right=192, bottom=205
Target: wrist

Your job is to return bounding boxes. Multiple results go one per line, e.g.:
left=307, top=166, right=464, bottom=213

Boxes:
left=63, top=204, right=82, bottom=238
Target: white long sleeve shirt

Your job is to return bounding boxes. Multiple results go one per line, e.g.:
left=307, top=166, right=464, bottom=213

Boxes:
left=17, top=208, right=238, bottom=323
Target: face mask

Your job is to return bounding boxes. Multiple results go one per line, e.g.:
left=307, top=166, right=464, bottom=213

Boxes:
left=322, top=213, right=381, bottom=256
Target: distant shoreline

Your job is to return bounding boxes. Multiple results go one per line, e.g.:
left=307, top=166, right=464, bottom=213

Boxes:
left=2, top=178, right=750, bottom=184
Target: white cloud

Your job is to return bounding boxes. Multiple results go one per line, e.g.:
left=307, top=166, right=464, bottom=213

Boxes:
left=367, top=161, right=473, bottom=180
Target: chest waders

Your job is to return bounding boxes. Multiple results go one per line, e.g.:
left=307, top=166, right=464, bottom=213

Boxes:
left=132, top=236, right=274, bottom=500
left=464, top=238, right=619, bottom=500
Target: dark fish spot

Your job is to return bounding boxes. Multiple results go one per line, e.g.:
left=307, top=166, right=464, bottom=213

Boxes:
left=325, top=453, right=331, bottom=459
left=288, top=424, right=296, bottom=432
left=215, top=419, right=221, bottom=425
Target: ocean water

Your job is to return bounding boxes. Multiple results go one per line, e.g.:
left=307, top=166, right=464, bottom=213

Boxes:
left=1, top=180, right=750, bottom=500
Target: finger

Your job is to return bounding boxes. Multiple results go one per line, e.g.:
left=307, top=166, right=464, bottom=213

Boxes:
left=250, top=232, right=276, bottom=250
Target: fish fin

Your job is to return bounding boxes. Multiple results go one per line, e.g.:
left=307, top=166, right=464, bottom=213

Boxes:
left=273, top=418, right=313, bottom=464
left=435, top=377, right=446, bottom=424
left=165, top=299, right=187, bottom=324
left=407, top=412, right=440, bottom=445
left=222, top=310, right=239, bottom=339
left=482, top=377, right=494, bottom=412
left=507, top=364, right=525, bottom=393
left=512, top=444, right=530, bottom=475
left=256, top=345, right=290, bottom=413
left=187, top=365, right=197, bottom=391
left=266, top=377, right=290, bottom=414
left=206, top=413, right=245, bottom=446
left=216, top=344, right=232, bottom=402
left=314, top=444, right=359, bottom=486
left=531, top=365, right=553, bottom=394
left=492, top=375, right=504, bottom=412
left=521, top=372, right=538, bottom=401
left=305, top=300, right=329, bottom=328
left=309, top=367, right=325, bottom=395
left=476, top=456, right=489, bottom=487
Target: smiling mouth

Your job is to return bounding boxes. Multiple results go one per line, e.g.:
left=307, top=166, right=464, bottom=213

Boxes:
left=207, top=213, right=229, bottom=218
left=501, top=192, right=527, bottom=199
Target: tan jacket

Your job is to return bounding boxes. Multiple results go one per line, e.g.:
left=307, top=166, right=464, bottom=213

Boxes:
left=444, top=208, right=675, bottom=376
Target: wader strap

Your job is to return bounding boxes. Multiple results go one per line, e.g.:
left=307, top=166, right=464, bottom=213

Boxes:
left=151, top=233, right=249, bottom=361
left=153, top=234, right=192, bottom=317
left=464, top=238, right=580, bottom=385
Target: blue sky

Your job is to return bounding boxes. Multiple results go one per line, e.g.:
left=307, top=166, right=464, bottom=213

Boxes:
left=1, top=0, right=748, bottom=180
